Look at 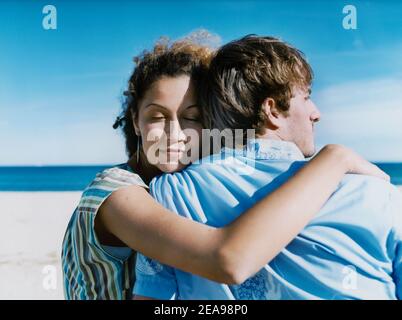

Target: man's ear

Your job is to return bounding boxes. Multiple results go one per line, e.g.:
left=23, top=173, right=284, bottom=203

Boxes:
left=261, top=97, right=284, bottom=129
left=131, top=109, right=140, bottom=136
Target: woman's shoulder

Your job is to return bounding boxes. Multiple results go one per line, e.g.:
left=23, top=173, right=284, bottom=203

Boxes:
left=77, top=163, right=148, bottom=215
left=93, top=163, right=148, bottom=189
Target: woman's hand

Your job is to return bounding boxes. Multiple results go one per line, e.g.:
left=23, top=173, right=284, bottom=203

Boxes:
left=321, top=144, right=390, bottom=182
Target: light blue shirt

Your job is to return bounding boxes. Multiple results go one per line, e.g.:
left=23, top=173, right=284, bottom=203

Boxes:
left=133, top=139, right=402, bottom=300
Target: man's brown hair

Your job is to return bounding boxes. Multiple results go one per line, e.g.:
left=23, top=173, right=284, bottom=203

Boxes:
left=201, top=35, right=313, bottom=139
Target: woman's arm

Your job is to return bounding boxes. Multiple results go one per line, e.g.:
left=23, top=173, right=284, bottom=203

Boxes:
left=98, top=144, right=388, bottom=284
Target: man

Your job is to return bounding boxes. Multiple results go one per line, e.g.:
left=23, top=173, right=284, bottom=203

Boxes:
left=133, top=35, right=402, bottom=299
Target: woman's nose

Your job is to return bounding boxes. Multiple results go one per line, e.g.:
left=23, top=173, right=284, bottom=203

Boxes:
left=166, top=120, right=187, bottom=143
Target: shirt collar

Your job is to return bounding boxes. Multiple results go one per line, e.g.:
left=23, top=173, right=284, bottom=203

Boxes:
left=242, top=138, right=305, bottom=161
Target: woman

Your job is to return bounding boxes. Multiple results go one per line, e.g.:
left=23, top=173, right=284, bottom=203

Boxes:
left=61, top=32, right=388, bottom=300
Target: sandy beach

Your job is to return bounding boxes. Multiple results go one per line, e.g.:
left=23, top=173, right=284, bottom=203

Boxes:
left=0, top=192, right=81, bottom=300
left=1, top=186, right=401, bottom=300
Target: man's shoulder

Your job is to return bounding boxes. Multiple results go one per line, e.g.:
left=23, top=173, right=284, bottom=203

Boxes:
left=335, top=174, right=396, bottom=205
left=150, top=150, right=301, bottom=192
left=334, top=174, right=400, bottom=222
left=340, top=174, right=394, bottom=195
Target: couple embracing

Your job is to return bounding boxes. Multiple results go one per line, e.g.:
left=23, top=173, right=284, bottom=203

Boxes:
left=62, top=31, right=401, bottom=300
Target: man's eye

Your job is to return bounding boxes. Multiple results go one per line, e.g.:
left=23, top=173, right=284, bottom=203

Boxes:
left=304, top=95, right=310, bottom=100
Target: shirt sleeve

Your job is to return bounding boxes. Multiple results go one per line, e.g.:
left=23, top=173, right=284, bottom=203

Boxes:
left=390, top=186, right=402, bottom=299
left=133, top=252, right=178, bottom=300
left=132, top=173, right=189, bottom=299
left=77, top=166, right=148, bottom=261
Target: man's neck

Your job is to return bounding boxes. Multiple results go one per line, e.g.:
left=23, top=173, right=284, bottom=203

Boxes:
left=255, top=129, right=283, bottom=142
left=245, top=134, right=305, bottom=161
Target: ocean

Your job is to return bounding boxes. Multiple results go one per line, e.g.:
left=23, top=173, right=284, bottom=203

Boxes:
left=0, top=163, right=401, bottom=191
left=0, top=165, right=111, bottom=191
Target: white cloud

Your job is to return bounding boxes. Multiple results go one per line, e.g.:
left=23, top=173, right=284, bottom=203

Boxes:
left=314, top=77, right=402, bottom=162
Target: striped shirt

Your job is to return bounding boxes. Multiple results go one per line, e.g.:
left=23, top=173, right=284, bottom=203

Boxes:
left=61, top=163, right=148, bottom=300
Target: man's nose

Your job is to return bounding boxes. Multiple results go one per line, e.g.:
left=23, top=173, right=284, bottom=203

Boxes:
left=311, top=102, right=321, bottom=123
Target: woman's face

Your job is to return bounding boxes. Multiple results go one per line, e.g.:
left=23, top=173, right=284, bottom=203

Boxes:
left=134, top=75, right=203, bottom=173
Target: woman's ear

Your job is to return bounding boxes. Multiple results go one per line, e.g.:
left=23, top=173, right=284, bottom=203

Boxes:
left=261, top=97, right=282, bottom=130
left=131, top=109, right=140, bottom=136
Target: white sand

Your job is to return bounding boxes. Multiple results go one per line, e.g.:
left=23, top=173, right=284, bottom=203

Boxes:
left=0, top=192, right=81, bottom=300
left=1, top=187, right=401, bottom=300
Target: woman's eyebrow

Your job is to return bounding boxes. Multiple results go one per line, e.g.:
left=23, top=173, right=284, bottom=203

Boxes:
left=144, top=103, right=168, bottom=109
left=144, top=103, right=198, bottom=110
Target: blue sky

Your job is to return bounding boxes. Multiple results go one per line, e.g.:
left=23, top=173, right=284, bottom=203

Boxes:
left=1, top=0, right=401, bottom=165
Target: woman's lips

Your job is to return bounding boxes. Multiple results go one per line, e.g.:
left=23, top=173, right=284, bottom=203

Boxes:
left=161, top=150, right=183, bottom=153
left=158, top=149, right=185, bottom=159
left=159, top=148, right=185, bottom=153
left=157, top=149, right=184, bottom=164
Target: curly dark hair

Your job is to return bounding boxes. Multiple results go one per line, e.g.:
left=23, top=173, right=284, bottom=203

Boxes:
left=114, top=30, right=217, bottom=158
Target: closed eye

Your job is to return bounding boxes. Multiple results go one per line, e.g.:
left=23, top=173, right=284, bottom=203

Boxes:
left=151, top=116, right=166, bottom=121
left=305, top=88, right=312, bottom=100
left=183, top=117, right=200, bottom=122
